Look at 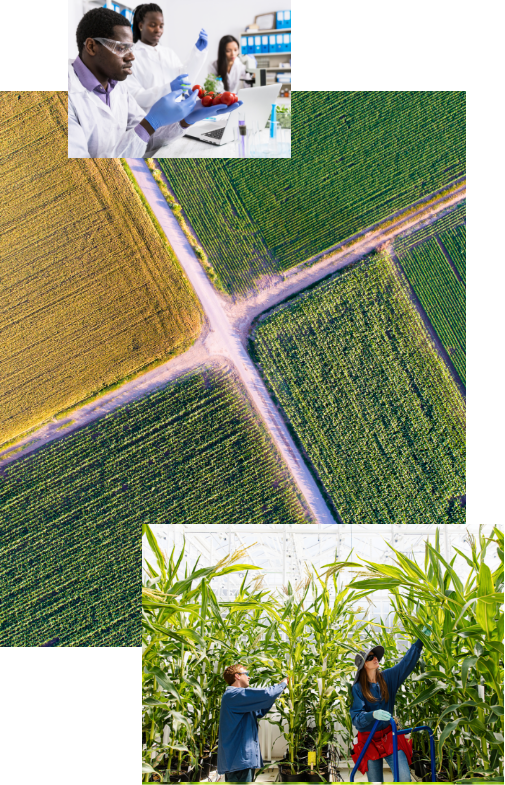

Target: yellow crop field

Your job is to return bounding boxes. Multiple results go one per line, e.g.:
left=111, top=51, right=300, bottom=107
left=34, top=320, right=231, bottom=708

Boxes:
left=0, top=92, right=202, bottom=444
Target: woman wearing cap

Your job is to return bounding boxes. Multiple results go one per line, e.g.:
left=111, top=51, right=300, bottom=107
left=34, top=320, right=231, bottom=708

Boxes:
left=350, top=630, right=430, bottom=783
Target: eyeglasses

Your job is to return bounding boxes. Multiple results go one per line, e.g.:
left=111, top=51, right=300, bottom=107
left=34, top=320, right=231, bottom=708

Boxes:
left=93, top=38, right=135, bottom=56
left=237, top=671, right=249, bottom=676
left=366, top=654, right=377, bottom=662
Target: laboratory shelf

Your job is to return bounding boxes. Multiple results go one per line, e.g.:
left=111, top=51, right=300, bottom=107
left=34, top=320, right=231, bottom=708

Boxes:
left=241, top=28, right=291, bottom=34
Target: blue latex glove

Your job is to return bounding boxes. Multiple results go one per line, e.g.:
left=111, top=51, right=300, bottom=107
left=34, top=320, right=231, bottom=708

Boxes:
left=195, top=28, right=208, bottom=51
left=145, top=89, right=198, bottom=130
left=170, top=73, right=191, bottom=93
left=184, top=96, right=243, bottom=125
left=373, top=710, right=392, bottom=721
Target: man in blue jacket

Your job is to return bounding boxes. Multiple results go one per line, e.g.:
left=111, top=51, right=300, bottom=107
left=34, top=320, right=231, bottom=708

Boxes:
left=217, top=663, right=289, bottom=782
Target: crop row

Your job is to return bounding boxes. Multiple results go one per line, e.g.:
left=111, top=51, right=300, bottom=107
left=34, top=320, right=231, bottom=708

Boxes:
left=440, top=223, right=466, bottom=283
left=0, top=513, right=139, bottom=646
left=0, top=92, right=202, bottom=443
left=251, top=252, right=466, bottom=525
left=394, top=200, right=466, bottom=255
left=1, top=366, right=309, bottom=526
left=159, top=92, right=465, bottom=295
left=394, top=204, right=466, bottom=386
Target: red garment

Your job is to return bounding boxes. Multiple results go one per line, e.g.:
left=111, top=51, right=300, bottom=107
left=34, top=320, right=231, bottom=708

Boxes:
left=351, top=725, right=413, bottom=775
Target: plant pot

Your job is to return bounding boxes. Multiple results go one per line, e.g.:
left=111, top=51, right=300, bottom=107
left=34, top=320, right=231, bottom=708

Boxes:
left=168, top=769, right=194, bottom=782
left=197, top=755, right=212, bottom=779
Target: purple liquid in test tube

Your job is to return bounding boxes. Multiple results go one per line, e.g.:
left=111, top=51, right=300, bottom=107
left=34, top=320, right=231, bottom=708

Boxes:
left=238, top=120, right=246, bottom=157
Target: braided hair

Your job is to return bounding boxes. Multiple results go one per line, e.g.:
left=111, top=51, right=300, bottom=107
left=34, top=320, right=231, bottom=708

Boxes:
left=132, top=4, right=163, bottom=43
left=76, top=7, right=130, bottom=56
left=216, top=35, right=240, bottom=91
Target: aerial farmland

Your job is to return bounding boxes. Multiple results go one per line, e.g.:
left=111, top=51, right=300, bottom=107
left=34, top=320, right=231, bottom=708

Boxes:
left=0, top=90, right=465, bottom=646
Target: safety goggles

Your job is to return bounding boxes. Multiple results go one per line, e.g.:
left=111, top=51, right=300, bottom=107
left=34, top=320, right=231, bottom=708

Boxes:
left=93, top=38, right=135, bottom=56
left=237, top=671, right=249, bottom=676
left=366, top=653, right=377, bottom=662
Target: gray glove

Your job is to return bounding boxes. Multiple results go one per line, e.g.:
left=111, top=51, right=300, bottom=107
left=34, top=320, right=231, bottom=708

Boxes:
left=373, top=710, right=391, bottom=721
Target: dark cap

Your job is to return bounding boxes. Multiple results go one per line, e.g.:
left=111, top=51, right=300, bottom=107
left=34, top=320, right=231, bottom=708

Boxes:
left=353, top=645, right=385, bottom=684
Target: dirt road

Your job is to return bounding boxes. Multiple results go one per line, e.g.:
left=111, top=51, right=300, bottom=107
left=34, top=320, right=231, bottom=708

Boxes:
left=1, top=162, right=465, bottom=529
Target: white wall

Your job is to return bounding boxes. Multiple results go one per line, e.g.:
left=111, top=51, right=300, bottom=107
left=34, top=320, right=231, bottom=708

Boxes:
left=69, top=0, right=291, bottom=68
left=159, top=0, right=291, bottom=73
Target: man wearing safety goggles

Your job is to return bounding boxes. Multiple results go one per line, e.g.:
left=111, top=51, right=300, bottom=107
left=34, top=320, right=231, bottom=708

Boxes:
left=68, top=8, right=241, bottom=158
left=217, top=664, right=289, bottom=783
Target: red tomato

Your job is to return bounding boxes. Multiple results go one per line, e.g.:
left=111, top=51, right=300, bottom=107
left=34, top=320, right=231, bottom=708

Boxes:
left=206, top=91, right=215, bottom=98
left=232, top=94, right=239, bottom=104
left=192, top=84, right=201, bottom=93
left=220, top=91, right=234, bottom=106
left=212, top=95, right=222, bottom=106
left=201, top=96, right=213, bottom=107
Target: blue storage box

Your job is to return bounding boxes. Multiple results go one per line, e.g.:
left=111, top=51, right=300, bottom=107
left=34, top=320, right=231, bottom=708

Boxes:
left=120, top=7, right=131, bottom=22
left=276, top=33, right=283, bottom=52
left=283, top=33, right=290, bottom=51
left=254, top=35, right=262, bottom=53
left=261, top=35, right=269, bottom=53
left=241, top=36, right=248, bottom=54
left=276, top=10, right=284, bottom=28
left=269, top=34, right=276, bottom=52
left=247, top=36, right=255, bottom=54
left=284, top=10, right=291, bottom=28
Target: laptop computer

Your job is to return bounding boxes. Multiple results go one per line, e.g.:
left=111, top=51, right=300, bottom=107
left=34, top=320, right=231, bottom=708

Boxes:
left=183, top=83, right=282, bottom=146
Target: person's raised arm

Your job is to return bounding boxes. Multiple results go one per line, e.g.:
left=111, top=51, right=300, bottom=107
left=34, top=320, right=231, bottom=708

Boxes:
left=383, top=628, right=430, bottom=693
left=227, top=682, right=287, bottom=714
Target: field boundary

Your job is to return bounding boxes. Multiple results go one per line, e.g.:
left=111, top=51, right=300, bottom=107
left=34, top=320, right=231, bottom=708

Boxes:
left=390, top=250, right=466, bottom=399
left=3, top=169, right=466, bottom=529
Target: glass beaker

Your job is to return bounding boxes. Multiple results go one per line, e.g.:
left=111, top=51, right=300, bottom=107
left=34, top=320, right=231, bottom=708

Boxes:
left=259, top=120, right=279, bottom=157
left=276, top=127, right=291, bottom=157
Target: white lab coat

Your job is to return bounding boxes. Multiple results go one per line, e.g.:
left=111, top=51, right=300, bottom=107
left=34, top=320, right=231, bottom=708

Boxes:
left=126, top=40, right=206, bottom=113
left=68, top=60, right=184, bottom=158
left=210, top=58, right=250, bottom=93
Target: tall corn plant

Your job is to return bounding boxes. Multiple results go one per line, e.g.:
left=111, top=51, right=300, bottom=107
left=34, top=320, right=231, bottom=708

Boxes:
left=142, top=525, right=260, bottom=782
left=256, top=572, right=368, bottom=774
left=327, top=526, right=504, bottom=781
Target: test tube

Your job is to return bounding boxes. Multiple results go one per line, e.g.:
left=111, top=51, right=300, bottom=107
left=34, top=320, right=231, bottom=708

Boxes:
left=269, top=103, right=277, bottom=139
left=238, top=119, right=247, bottom=158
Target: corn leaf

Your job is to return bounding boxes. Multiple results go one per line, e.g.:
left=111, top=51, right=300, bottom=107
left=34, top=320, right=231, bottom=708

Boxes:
left=462, top=655, right=478, bottom=688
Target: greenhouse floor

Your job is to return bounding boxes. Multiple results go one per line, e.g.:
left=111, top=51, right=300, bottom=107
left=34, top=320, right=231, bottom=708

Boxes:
left=200, top=760, right=412, bottom=782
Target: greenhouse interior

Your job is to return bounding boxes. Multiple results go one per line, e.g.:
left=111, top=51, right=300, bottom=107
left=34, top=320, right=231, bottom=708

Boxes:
left=142, top=525, right=504, bottom=784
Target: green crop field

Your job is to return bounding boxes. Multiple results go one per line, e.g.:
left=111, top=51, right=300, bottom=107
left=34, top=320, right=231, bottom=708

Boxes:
left=0, top=364, right=309, bottom=644
left=0, top=365, right=310, bottom=531
left=251, top=252, right=466, bottom=526
left=159, top=91, right=465, bottom=295
left=394, top=202, right=466, bottom=385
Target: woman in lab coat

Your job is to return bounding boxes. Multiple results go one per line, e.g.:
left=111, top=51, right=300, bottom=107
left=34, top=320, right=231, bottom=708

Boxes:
left=211, top=36, right=251, bottom=94
left=126, top=3, right=208, bottom=112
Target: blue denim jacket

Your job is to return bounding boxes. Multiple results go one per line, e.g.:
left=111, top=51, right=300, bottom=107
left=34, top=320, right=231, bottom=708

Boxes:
left=217, top=682, right=287, bottom=774
left=350, top=639, right=423, bottom=732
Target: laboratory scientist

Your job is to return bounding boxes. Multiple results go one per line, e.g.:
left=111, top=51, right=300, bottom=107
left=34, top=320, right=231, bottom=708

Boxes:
left=126, top=3, right=208, bottom=112
left=68, top=8, right=241, bottom=158
left=211, top=35, right=252, bottom=93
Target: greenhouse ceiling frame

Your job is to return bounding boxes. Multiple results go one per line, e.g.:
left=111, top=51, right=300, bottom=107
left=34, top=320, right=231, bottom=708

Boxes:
left=149, top=525, right=494, bottom=593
